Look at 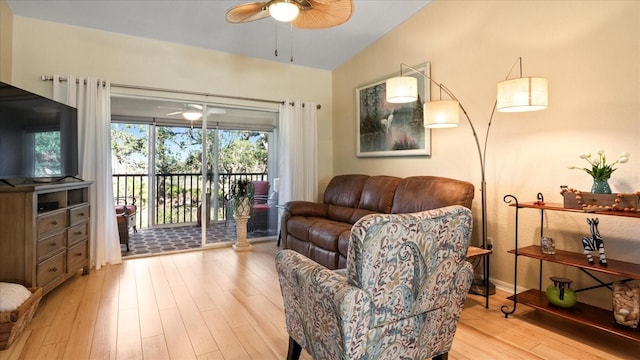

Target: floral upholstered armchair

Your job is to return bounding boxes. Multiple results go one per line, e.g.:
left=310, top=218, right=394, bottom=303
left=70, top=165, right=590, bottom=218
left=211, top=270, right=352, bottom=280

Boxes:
left=275, top=205, right=474, bottom=360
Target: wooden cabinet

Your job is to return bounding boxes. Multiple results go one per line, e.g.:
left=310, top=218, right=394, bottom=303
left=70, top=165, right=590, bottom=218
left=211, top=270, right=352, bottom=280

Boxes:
left=0, top=181, right=92, bottom=295
left=502, top=195, right=640, bottom=343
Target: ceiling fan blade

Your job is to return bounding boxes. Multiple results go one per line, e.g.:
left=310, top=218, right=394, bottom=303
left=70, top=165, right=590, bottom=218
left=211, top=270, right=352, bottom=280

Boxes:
left=304, top=0, right=341, bottom=4
left=226, top=2, right=271, bottom=23
left=166, top=111, right=182, bottom=116
left=187, top=104, right=204, bottom=111
left=291, top=0, right=353, bottom=29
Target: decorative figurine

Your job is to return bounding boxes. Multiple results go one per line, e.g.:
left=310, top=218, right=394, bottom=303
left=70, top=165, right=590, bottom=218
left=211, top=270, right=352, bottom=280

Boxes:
left=581, top=218, right=607, bottom=266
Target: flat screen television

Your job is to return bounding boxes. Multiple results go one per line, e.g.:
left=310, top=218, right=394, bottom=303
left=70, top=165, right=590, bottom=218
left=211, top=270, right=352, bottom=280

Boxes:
left=0, top=81, right=78, bottom=184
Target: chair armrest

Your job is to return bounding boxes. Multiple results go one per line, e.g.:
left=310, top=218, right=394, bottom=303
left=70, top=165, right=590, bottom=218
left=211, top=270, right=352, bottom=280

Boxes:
left=275, top=250, right=372, bottom=360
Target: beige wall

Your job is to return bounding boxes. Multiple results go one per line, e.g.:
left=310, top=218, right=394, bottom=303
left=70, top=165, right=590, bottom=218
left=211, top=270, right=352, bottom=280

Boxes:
left=6, top=15, right=334, bottom=198
left=333, top=0, right=640, bottom=307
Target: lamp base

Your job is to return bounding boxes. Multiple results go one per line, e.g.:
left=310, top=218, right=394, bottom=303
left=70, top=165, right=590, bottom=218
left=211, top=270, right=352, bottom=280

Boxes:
left=469, top=279, right=496, bottom=297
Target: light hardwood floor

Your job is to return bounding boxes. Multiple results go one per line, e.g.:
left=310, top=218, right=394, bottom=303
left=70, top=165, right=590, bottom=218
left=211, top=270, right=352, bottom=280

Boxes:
left=1, top=242, right=638, bottom=360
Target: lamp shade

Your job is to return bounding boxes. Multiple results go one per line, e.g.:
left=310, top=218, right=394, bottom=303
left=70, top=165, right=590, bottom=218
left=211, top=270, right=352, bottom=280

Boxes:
left=269, top=1, right=300, bottom=22
left=183, top=111, right=202, bottom=121
left=497, top=77, right=548, bottom=112
left=424, top=100, right=460, bottom=128
left=385, top=76, right=418, bottom=103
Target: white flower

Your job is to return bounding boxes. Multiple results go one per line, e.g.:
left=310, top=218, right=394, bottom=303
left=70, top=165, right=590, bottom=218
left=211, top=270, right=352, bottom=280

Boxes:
left=570, top=150, right=630, bottom=181
left=618, top=152, right=630, bottom=164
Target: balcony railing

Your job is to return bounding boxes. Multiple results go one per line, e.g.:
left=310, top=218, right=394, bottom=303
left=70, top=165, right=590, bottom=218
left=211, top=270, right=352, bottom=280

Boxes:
left=113, top=172, right=268, bottom=230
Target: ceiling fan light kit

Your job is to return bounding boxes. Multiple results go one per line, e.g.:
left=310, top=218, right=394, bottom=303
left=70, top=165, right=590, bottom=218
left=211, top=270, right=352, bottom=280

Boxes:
left=269, top=0, right=300, bottom=22
left=182, top=111, right=202, bottom=121
left=226, top=0, right=354, bottom=29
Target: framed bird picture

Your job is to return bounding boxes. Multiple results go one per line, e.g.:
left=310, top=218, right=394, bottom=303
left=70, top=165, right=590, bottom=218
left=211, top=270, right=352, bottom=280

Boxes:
left=356, top=62, right=431, bottom=157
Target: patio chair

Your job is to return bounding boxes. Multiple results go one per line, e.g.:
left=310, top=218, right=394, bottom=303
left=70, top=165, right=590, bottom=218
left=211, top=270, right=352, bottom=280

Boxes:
left=248, top=180, right=270, bottom=232
left=115, top=196, right=137, bottom=251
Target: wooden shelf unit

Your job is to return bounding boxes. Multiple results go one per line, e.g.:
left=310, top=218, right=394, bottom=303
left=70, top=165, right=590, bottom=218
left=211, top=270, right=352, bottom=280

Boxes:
left=0, top=181, right=92, bottom=295
left=507, top=289, right=640, bottom=343
left=503, top=198, right=640, bottom=342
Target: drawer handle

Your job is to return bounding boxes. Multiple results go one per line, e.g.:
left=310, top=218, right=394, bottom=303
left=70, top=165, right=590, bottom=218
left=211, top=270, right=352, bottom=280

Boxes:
left=49, top=241, right=58, bottom=247
left=74, top=231, right=82, bottom=235
left=49, top=267, right=58, bottom=273
left=51, top=220, right=58, bottom=225
left=78, top=213, right=85, bottom=216
left=74, top=252, right=82, bottom=257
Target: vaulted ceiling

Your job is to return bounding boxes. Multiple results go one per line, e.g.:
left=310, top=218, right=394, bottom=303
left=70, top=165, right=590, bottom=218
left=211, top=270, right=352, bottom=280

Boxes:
left=7, top=0, right=431, bottom=71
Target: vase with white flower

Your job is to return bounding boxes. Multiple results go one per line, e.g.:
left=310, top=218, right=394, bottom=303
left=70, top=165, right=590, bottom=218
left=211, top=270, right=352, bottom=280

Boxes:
left=569, top=150, right=630, bottom=194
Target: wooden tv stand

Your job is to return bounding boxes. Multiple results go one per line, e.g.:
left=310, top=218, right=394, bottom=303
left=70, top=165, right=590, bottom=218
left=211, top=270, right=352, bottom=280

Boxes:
left=0, top=181, right=92, bottom=295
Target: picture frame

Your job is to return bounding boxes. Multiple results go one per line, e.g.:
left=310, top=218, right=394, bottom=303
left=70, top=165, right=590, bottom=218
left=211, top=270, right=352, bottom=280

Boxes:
left=356, top=62, right=431, bottom=157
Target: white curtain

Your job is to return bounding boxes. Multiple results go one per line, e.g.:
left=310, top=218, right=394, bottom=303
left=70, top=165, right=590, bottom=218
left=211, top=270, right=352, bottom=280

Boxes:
left=53, top=75, right=121, bottom=270
left=278, top=100, right=318, bottom=205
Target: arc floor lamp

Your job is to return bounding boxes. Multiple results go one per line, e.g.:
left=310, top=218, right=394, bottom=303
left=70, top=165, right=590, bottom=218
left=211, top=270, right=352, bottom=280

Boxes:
left=385, top=56, right=548, bottom=268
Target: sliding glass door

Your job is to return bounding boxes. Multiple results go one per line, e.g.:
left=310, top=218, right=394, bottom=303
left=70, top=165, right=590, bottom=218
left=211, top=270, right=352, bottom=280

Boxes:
left=111, top=96, right=279, bottom=252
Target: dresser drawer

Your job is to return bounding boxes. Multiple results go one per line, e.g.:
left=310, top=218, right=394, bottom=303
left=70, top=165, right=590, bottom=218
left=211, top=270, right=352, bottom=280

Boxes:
left=36, top=232, right=66, bottom=262
left=37, top=210, right=67, bottom=238
left=69, top=204, right=90, bottom=226
left=37, top=251, right=65, bottom=287
left=68, top=223, right=88, bottom=246
left=67, top=240, right=88, bottom=273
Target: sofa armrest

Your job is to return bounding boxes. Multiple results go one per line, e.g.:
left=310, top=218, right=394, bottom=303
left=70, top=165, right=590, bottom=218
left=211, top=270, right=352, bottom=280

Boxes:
left=284, top=201, right=329, bottom=217
left=281, top=202, right=329, bottom=249
left=275, top=249, right=372, bottom=360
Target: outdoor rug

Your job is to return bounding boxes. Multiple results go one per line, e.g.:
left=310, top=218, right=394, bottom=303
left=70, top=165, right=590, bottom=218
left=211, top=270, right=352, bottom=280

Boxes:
left=121, top=222, right=277, bottom=258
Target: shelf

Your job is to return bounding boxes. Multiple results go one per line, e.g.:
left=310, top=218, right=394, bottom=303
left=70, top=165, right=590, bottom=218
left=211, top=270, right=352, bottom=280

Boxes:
left=466, top=246, right=492, bottom=259
left=508, top=289, right=640, bottom=343
left=514, top=202, right=640, bottom=218
left=509, top=245, right=640, bottom=280
left=504, top=194, right=640, bottom=343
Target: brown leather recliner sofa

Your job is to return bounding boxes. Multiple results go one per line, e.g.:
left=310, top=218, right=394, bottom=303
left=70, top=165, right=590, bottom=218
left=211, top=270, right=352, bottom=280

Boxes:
left=280, top=174, right=475, bottom=269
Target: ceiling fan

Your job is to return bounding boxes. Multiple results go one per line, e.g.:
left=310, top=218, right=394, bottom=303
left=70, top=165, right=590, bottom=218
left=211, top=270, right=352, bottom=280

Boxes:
left=160, top=104, right=228, bottom=121
left=160, top=104, right=204, bottom=120
left=225, top=0, right=354, bottom=29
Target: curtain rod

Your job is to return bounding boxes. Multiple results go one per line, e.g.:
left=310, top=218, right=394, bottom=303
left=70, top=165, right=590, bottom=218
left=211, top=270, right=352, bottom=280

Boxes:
left=41, top=75, right=302, bottom=107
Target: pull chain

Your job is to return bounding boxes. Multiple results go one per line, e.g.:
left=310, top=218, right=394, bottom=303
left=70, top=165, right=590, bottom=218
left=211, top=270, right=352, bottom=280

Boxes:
left=290, top=23, right=294, bottom=62
left=274, top=22, right=279, bottom=57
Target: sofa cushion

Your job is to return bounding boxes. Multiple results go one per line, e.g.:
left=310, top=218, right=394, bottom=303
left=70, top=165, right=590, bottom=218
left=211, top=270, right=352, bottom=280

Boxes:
left=391, top=176, right=474, bottom=213
left=323, top=174, right=369, bottom=208
left=326, top=204, right=359, bottom=224
left=287, top=216, right=326, bottom=242
left=309, top=221, right=352, bottom=252
left=358, top=175, right=400, bottom=213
